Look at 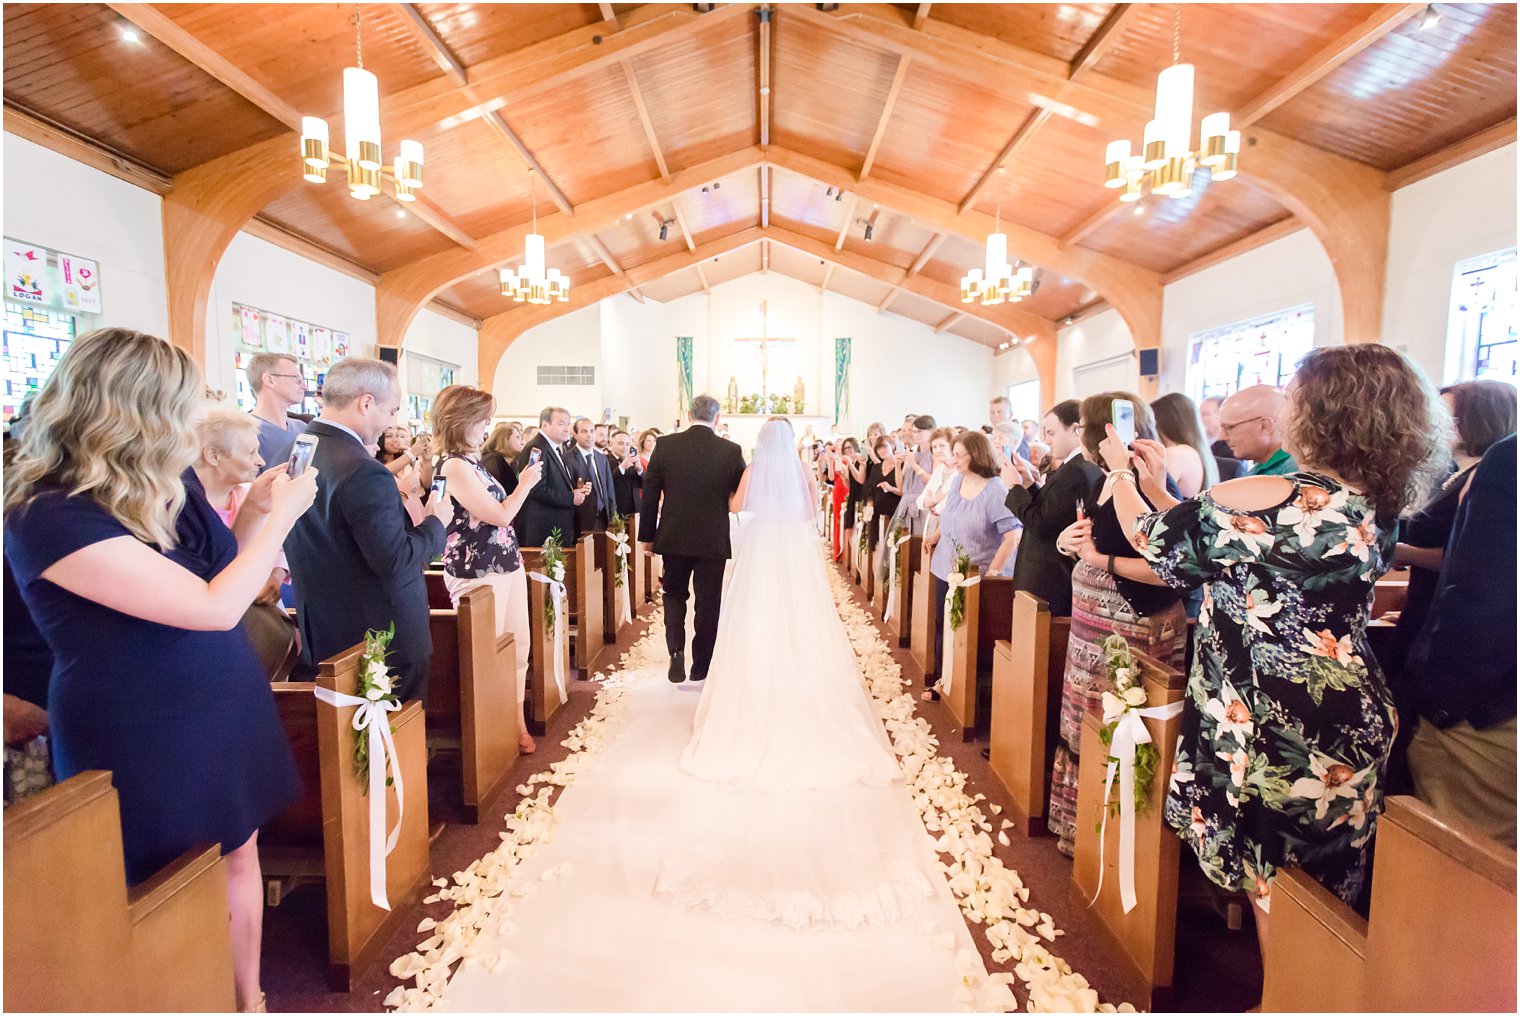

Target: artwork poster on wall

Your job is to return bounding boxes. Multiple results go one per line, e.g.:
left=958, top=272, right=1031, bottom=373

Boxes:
left=5, top=238, right=51, bottom=307
left=264, top=313, right=289, bottom=354
left=834, top=337, right=852, bottom=426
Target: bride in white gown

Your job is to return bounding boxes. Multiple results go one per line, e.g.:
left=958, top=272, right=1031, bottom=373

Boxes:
left=654, top=418, right=943, bottom=929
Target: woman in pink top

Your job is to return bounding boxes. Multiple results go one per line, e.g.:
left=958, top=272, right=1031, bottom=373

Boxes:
left=194, top=406, right=288, bottom=604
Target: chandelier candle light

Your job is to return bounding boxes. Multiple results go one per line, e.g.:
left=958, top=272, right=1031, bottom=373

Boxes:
left=500, top=171, right=570, bottom=305
left=299, top=5, right=425, bottom=203
left=1102, top=4, right=1238, bottom=203
left=960, top=206, right=1034, bottom=306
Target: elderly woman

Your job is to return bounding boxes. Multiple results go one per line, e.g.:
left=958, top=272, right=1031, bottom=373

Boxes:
left=915, top=427, right=957, bottom=539
left=923, top=430, right=1020, bottom=678
left=1088, top=345, right=1446, bottom=952
left=193, top=406, right=289, bottom=605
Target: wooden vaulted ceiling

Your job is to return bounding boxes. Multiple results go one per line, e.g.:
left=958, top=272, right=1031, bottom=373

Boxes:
left=3, top=3, right=1516, bottom=352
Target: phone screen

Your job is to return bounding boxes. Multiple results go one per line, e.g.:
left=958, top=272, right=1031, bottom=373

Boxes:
left=430, top=476, right=448, bottom=501
left=1111, top=399, right=1136, bottom=445
left=287, top=434, right=318, bottom=479
left=528, top=448, right=543, bottom=467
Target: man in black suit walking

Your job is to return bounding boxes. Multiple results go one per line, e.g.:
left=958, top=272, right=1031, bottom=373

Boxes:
left=1001, top=400, right=1104, bottom=618
left=513, top=406, right=589, bottom=547
left=638, top=394, right=746, bottom=684
left=567, top=416, right=616, bottom=537
left=284, top=357, right=450, bottom=702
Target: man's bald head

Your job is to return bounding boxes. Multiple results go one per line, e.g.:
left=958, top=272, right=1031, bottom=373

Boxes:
left=1219, top=385, right=1287, bottom=462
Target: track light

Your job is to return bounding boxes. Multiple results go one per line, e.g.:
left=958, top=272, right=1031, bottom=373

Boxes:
left=816, top=3, right=839, bottom=10
left=659, top=220, right=672, bottom=242
left=825, top=186, right=835, bottom=197
left=863, top=222, right=874, bottom=241
left=1420, top=4, right=1440, bottom=29
left=834, top=190, right=844, bottom=202
left=693, top=3, right=716, bottom=11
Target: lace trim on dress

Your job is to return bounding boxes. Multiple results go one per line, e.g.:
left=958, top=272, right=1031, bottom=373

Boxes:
left=652, top=853, right=935, bottom=932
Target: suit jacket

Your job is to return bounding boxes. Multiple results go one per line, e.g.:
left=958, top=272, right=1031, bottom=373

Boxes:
left=284, top=420, right=446, bottom=669
left=1404, top=434, right=1516, bottom=730
left=513, top=432, right=577, bottom=547
left=567, top=444, right=614, bottom=536
left=1004, top=453, right=1106, bottom=617
left=638, top=424, right=746, bottom=559
left=608, top=450, right=643, bottom=519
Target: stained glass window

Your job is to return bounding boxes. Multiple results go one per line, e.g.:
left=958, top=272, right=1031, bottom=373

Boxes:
left=1450, top=249, right=1517, bottom=384
left=1186, top=304, right=1315, bottom=403
left=231, top=302, right=341, bottom=416
left=2, top=303, right=77, bottom=420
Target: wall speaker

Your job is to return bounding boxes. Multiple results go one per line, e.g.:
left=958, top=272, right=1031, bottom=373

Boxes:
left=1138, top=348, right=1161, bottom=377
left=378, top=346, right=400, bottom=365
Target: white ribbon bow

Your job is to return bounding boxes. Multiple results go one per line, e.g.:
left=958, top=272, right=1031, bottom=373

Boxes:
left=1089, top=699, right=1185, bottom=914
left=527, top=571, right=569, bottom=703
left=311, top=687, right=404, bottom=910
left=883, top=534, right=912, bottom=622
left=937, top=572, right=981, bottom=698
left=609, top=532, right=633, bottom=626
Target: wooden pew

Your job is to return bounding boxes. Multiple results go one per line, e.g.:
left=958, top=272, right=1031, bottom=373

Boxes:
left=989, top=592, right=1073, bottom=835
left=520, top=534, right=604, bottom=675
left=886, top=535, right=920, bottom=648
left=1263, top=795, right=1516, bottom=1013
left=630, top=514, right=650, bottom=610
left=262, top=644, right=431, bottom=990
left=425, top=586, right=518, bottom=823
left=1372, top=567, right=1410, bottom=619
left=909, top=539, right=939, bottom=683
left=940, top=568, right=1015, bottom=741
left=4, top=771, right=236, bottom=1012
left=1071, top=648, right=1187, bottom=1010
left=520, top=548, right=573, bottom=734
left=597, top=528, right=627, bottom=644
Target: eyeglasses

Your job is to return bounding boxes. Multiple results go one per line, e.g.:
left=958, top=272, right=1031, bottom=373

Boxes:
left=266, top=373, right=304, bottom=381
left=1218, top=416, right=1267, bottom=435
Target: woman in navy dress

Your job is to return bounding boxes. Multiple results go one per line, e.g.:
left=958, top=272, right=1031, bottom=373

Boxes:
left=3, top=328, right=318, bottom=1013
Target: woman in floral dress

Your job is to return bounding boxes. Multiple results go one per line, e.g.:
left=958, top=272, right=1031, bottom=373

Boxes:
left=1083, top=345, right=1447, bottom=947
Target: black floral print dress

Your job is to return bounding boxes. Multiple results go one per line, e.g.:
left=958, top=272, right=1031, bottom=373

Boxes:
left=1134, top=472, right=1397, bottom=911
left=440, top=453, right=523, bottom=579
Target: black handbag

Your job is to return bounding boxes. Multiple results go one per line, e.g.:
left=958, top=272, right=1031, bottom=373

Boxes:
left=241, top=602, right=301, bottom=682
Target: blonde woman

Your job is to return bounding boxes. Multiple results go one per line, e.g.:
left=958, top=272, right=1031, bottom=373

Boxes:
left=4, top=328, right=318, bottom=1013
left=433, top=386, right=545, bottom=754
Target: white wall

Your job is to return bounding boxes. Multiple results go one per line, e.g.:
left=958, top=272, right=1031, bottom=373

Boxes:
left=1055, top=308, right=1140, bottom=400
left=492, top=271, right=1000, bottom=434
left=1383, top=143, right=1517, bottom=384
left=2, top=132, right=169, bottom=337
left=403, top=308, right=478, bottom=388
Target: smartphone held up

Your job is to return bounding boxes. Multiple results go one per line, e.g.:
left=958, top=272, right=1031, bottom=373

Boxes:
left=287, top=433, right=319, bottom=479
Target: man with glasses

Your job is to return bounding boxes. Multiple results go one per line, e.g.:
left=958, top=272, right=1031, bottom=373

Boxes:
left=247, top=352, right=308, bottom=472
left=1217, top=384, right=1297, bottom=476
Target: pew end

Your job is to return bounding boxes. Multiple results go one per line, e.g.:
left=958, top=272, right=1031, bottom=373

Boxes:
left=887, top=535, right=920, bottom=648
left=909, top=543, right=938, bottom=685
left=941, top=572, right=1014, bottom=741
left=1261, top=868, right=1369, bottom=1012
left=4, top=771, right=237, bottom=1012
left=989, top=592, right=1071, bottom=837
left=574, top=534, right=607, bottom=673
left=522, top=548, right=572, bottom=735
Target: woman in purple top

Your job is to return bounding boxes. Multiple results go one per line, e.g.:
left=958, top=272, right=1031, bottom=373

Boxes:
left=923, top=430, right=1020, bottom=677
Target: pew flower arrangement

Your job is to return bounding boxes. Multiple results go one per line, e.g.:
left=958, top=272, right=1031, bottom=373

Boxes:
left=1096, top=633, right=1158, bottom=815
left=607, top=514, right=630, bottom=589
left=947, top=543, right=972, bottom=630
left=857, top=504, right=873, bottom=562
left=540, top=531, right=567, bottom=635
left=355, top=623, right=399, bottom=789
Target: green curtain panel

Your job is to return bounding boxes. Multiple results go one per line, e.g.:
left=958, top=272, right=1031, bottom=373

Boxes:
left=834, top=337, right=852, bottom=426
left=676, top=336, right=693, bottom=417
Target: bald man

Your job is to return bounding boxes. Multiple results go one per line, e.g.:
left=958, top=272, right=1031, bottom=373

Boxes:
left=1218, top=384, right=1297, bottom=476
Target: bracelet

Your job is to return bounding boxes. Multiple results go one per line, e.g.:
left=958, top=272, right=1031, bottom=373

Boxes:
left=1109, top=469, right=1138, bottom=486
left=1107, top=553, right=1117, bottom=575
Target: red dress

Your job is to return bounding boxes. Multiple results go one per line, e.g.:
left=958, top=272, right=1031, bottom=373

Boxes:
left=831, top=470, right=849, bottom=560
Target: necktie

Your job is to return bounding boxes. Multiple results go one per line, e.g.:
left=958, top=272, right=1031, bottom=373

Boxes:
left=586, top=451, right=605, bottom=510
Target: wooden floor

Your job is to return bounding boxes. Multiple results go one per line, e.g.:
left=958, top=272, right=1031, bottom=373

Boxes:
left=262, top=567, right=1262, bottom=1013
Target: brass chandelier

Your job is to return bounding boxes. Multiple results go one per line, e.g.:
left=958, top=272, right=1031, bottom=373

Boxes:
left=499, top=172, right=570, bottom=305
left=960, top=205, right=1034, bottom=306
left=298, top=5, right=425, bottom=203
left=1102, top=4, right=1239, bottom=204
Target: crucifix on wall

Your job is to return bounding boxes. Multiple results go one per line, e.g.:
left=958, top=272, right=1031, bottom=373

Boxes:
left=734, top=300, right=795, bottom=399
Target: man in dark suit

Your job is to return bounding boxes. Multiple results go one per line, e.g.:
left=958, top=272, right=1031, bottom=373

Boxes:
left=1001, top=400, right=1104, bottom=618
left=567, top=416, right=615, bottom=537
left=606, top=428, right=643, bottom=519
left=638, top=394, right=746, bottom=684
left=513, top=406, right=589, bottom=547
left=284, top=358, right=448, bottom=702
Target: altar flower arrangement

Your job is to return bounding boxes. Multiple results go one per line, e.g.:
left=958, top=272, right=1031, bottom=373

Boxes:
left=947, top=543, right=972, bottom=631
left=1096, top=634, right=1158, bottom=815
left=355, top=623, right=399, bottom=789
left=540, top=530, right=566, bottom=635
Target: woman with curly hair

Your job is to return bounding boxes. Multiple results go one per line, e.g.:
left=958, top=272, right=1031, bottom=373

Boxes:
left=1086, top=344, right=1447, bottom=953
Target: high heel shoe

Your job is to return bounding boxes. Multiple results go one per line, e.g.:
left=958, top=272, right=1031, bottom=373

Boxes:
left=519, top=732, right=537, bottom=755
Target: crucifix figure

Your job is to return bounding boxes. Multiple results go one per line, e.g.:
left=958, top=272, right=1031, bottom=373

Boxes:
left=734, top=300, right=795, bottom=401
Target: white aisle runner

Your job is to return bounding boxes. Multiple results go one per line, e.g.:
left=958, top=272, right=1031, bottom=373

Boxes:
left=386, top=572, right=1023, bottom=1012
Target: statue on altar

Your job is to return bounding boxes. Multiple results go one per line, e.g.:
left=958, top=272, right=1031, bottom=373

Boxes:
left=793, top=376, right=806, bottom=415
left=726, top=375, right=739, bottom=415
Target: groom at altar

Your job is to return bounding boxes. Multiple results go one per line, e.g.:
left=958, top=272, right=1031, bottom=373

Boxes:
left=639, top=394, right=746, bottom=684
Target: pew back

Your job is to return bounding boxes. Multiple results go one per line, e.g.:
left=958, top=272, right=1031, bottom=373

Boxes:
left=909, top=543, right=938, bottom=682
left=941, top=572, right=1014, bottom=739
left=989, top=592, right=1072, bottom=835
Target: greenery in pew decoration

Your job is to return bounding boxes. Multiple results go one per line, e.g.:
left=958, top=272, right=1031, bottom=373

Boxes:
left=608, top=514, right=630, bottom=589
left=947, top=542, right=972, bottom=630
left=879, top=519, right=906, bottom=584
left=541, top=530, right=567, bottom=636
left=856, top=504, right=873, bottom=562
left=1096, top=633, right=1159, bottom=817
left=354, top=623, right=399, bottom=791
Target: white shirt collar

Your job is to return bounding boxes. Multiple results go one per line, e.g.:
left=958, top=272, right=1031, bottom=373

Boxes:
left=317, top=416, right=365, bottom=446
left=1064, top=446, right=1083, bottom=465
left=688, top=419, right=715, bottom=431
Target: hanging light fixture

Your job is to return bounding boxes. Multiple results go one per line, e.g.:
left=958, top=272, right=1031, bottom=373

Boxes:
left=960, top=205, right=1034, bottom=305
left=298, top=5, right=425, bottom=202
left=1102, top=4, right=1237, bottom=203
left=500, top=172, right=570, bottom=305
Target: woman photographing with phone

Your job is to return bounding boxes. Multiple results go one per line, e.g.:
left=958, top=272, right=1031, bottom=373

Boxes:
left=432, top=386, right=545, bottom=754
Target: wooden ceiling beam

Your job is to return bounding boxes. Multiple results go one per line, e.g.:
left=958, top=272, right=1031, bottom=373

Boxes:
left=1386, top=117, right=1517, bottom=191
left=820, top=263, right=835, bottom=293
left=671, top=199, right=697, bottom=252
left=859, top=54, right=910, bottom=180
left=758, top=6, right=774, bottom=147
left=759, top=164, right=771, bottom=228
left=1060, top=200, right=1124, bottom=249
left=622, top=60, right=671, bottom=179
left=907, top=232, right=946, bottom=277
left=481, top=113, right=574, bottom=215
left=403, top=193, right=479, bottom=250
left=694, top=263, right=712, bottom=294
left=876, top=287, right=900, bottom=313
left=3, top=102, right=170, bottom=195
left=913, top=3, right=933, bottom=30
left=1068, top=4, right=1140, bottom=79
left=582, top=232, right=646, bottom=302
left=104, top=4, right=302, bottom=129
left=762, top=237, right=770, bottom=273
left=1235, top=4, right=1426, bottom=127
left=933, top=311, right=963, bottom=334
left=1162, top=217, right=1304, bottom=284
left=391, top=3, right=468, bottom=86
left=958, top=109, right=1050, bottom=215
left=834, top=194, right=859, bottom=250
left=598, top=3, right=618, bottom=26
